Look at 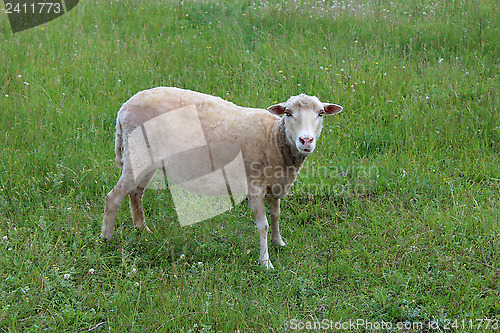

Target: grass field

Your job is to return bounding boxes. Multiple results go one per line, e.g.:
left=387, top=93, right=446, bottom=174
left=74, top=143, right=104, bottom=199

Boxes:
left=0, top=0, right=499, bottom=331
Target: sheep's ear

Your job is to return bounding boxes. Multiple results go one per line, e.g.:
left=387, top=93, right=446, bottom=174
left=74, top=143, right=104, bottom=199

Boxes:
left=322, top=103, right=343, bottom=115
left=267, top=103, right=287, bottom=115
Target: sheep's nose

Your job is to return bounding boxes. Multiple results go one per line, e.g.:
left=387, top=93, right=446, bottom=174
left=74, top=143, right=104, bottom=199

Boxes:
left=299, top=136, right=314, bottom=145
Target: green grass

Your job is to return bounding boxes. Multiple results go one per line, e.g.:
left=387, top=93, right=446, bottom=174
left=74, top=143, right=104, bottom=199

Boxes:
left=0, top=0, right=499, bottom=331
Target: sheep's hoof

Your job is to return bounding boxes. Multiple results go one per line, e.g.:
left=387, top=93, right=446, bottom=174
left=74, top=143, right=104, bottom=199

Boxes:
left=100, top=234, right=113, bottom=242
left=260, top=260, right=275, bottom=270
left=134, top=225, right=152, bottom=233
left=272, top=238, right=287, bottom=247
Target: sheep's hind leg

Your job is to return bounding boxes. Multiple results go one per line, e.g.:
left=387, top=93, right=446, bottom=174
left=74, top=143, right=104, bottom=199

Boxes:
left=129, top=170, right=156, bottom=233
left=101, top=172, right=137, bottom=241
left=268, top=197, right=286, bottom=247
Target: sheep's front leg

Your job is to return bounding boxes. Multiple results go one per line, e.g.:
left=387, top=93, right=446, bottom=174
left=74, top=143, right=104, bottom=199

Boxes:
left=249, top=194, right=274, bottom=270
left=268, top=197, right=286, bottom=247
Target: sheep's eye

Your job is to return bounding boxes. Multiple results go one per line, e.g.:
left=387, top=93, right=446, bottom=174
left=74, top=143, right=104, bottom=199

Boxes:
left=318, top=110, right=325, bottom=117
left=284, top=110, right=293, bottom=117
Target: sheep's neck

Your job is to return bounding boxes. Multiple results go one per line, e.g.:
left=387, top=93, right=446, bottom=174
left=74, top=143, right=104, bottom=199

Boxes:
left=276, top=118, right=306, bottom=168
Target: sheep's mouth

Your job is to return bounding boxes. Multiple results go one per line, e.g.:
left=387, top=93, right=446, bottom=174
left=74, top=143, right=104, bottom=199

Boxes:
left=298, top=147, right=313, bottom=154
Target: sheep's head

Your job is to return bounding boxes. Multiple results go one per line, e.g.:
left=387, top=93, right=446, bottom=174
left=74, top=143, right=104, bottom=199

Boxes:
left=267, top=94, right=342, bottom=155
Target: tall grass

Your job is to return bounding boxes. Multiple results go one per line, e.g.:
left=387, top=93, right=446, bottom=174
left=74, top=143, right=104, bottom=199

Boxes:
left=0, top=0, right=498, bottom=331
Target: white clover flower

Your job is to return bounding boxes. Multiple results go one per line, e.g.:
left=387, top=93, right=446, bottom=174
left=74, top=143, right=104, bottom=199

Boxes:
left=2, top=236, right=7, bottom=241
left=63, top=273, right=71, bottom=280
left=88, top=268, right=95, bottom=274
left=127, top=268, right=137, bottom=277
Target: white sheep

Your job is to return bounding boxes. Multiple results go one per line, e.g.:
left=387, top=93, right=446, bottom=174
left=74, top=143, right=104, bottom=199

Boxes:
left=101, top=87, right=342, bottom=269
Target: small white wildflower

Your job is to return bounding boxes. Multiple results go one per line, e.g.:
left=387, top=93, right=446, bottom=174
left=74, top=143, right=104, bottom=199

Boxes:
left=17, top=74, right=21, bottom=78
left=180, top=253, right=185, bottom=260
left=131, top=268, right=137, bottom=274
left=63, top=273, right=71, bottom=280
left=197, top=262, right=203, bottom=266
left=4, top=94, right=8, bottom=98
left=439, top=58, right=444, bottom=63
left=2, top=236, right=7, bottom=241
left=88, top=268, right=95, bottom=275
left=426, top=96, right=430, bottom=100
left=23, top=82, right=30, bottom=86
left=134, top=282, right=140, bottom=287
left=117, top=79, right=121, bottom=83
left=323, top=46, right=327, bottom=50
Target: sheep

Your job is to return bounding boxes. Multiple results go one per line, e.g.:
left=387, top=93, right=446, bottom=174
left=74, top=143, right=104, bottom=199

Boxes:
left=101, top=87, right=342, bottom=269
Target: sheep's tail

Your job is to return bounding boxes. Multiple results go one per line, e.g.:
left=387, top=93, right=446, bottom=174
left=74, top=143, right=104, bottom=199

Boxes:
left=114, top=116, right=124, bottom=168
